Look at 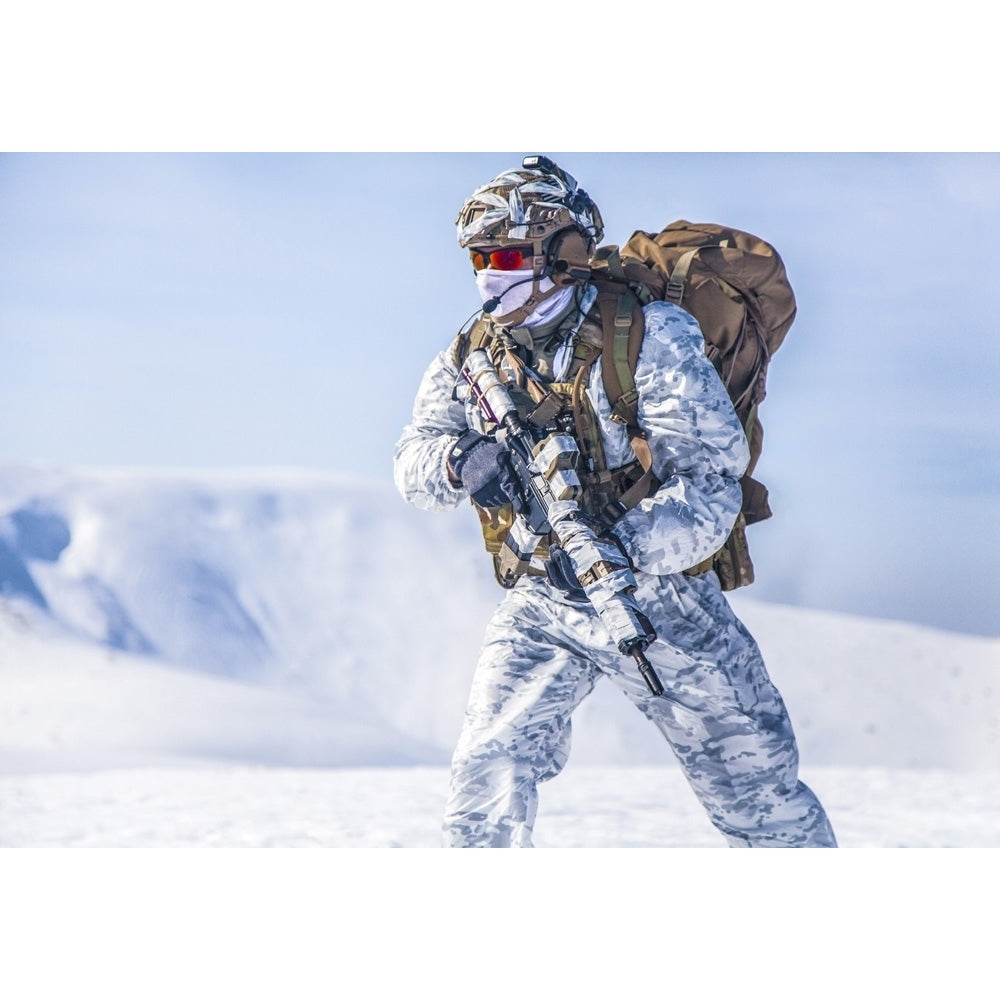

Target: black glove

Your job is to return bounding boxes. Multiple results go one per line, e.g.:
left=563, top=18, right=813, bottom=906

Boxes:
left=448, top=430, right=513, bottom=508
left=545, top=544, right=588, bottom=602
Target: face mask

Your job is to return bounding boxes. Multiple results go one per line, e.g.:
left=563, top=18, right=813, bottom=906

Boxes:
left=475, top=268, right=575, bottom=328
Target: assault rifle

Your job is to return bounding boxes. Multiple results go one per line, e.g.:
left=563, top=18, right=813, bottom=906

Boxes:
left=459, top=349, right=664, bottom=697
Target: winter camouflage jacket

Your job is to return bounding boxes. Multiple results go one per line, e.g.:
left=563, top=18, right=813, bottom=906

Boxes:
left=393, top=297, right=750, bottom=580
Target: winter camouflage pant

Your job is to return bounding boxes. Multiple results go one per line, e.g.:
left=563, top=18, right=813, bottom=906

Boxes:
left=443, top=572, right=837, bottom=848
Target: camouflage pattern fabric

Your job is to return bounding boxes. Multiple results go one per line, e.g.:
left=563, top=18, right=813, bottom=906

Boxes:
left=394, top=297, right=837, bottom=848
left=441, top=573, right=835, bottom=847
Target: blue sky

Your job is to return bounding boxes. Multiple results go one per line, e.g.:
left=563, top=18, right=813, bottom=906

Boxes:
left=2, top=152, right=998, bottom=637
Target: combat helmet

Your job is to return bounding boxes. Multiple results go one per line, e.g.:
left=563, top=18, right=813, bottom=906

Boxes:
left=456, top=155, right=604, bottom=323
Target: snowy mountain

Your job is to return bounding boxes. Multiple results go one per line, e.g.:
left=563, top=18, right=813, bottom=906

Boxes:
left=2, top=462, right=998, bottom=776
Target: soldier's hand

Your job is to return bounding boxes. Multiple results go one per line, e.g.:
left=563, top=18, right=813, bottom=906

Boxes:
left=448, top=430, right=513, bottom=508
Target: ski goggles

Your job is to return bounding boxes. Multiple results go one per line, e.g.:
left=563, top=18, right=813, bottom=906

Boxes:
left=469, top=246, right=536, bottom=271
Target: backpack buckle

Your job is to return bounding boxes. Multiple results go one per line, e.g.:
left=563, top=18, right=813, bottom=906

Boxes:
left=665, top=277, right=685, bottom=302
left=609, top=389, right=639, bottom=425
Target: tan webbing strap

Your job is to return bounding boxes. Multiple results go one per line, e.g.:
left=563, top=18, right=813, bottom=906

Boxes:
left=612, top=293, right=634, bottom=391
left=567, top=348, right=602, bottom=460
left=468, top=317, right=494, bottom=352
left=665, top=248, right=699, bottom=305
left=665, top=239, right=731, bottom=306
left=453, top=316, right=498, bottom=370
left=617, top=459, right=659, bottom=511
left=597, top=289, right=642, bottom=428
left=596, top=289, right=661, bottom=508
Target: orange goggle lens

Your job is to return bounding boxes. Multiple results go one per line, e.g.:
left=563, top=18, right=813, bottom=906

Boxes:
left=470, top=247, right=534, bottom=271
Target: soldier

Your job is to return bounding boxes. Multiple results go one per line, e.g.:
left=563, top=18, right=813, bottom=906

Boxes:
left=393, top=156, right=837, bottom=848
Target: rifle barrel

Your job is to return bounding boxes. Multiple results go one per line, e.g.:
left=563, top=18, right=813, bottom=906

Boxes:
left=632, top=648, right=665, bottom=697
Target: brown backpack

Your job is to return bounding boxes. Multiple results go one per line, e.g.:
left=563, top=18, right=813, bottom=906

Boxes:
left=584, top=220, right=797, bottom=590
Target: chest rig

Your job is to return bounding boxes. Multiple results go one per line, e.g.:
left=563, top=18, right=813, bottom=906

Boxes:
left=453, top=297, right=660, bottom=588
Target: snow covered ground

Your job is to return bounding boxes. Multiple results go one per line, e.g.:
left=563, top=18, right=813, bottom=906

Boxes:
left=1, top=464, right=999, bottom=851
left=3, top=762, right=999, bottom=848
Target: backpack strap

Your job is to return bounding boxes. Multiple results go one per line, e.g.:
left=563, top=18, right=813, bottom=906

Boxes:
left=595, top=287, right=660, bottom=509
left=596, top=287, right=641, bottom=423
left=664, top=247, right=699, bottom=305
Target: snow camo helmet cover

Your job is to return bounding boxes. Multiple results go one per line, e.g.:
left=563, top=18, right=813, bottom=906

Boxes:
left=456, top=155, right=604, bottom=265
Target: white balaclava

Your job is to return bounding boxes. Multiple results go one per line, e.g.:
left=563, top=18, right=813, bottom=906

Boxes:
left=475, top=268, right=575, bottom=328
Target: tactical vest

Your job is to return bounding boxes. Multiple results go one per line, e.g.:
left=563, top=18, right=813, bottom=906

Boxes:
left=452, top=300, right=659, bottom=588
